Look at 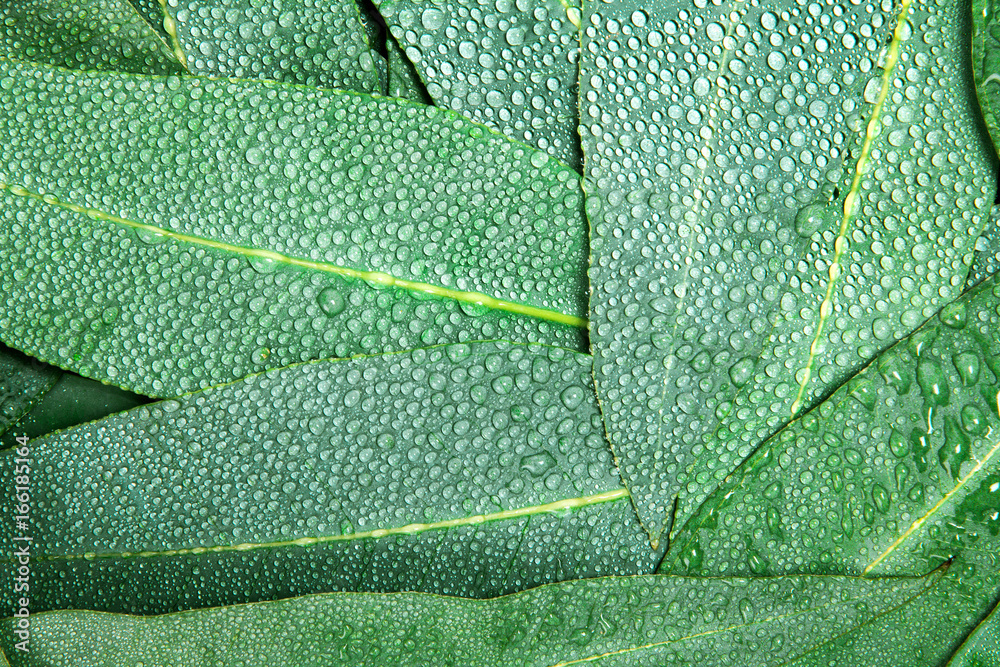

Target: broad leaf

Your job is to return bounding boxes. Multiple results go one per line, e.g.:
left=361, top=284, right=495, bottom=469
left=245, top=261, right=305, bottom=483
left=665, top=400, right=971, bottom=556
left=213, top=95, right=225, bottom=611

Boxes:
left=0, top=345, right=58, bottom=437
left=948, top=599, right=1000, bottom=666
left=582, top=0, right=995, bottom=544
left=0, top=342, right=656, bottom=614
left=387, top=32, right=430, bottom=103
left=662, top=274, right=1000, bottom=578
left=0, top=59, right=588, bottom=397
left=0, top=569, right=942, bottom=666
left=376, top=0, right=582, bottom=169
left=160, top=0, right=382, bottom=93
left=0, top=0, right=182, bottom=74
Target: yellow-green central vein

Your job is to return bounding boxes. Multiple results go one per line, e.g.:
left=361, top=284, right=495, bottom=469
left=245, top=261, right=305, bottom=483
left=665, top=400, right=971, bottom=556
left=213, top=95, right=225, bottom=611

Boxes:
left=0, top=182, right=587, bottom=329
left=790, top=0, right=914, bottom=416
left=863, top=435, right=1000, bottom=575
left=35, top=489, right=627, bottom=563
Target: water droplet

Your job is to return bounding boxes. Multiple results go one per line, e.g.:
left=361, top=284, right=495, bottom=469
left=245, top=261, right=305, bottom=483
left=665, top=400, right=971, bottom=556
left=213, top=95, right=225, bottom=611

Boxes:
left=520, top=451, right=556, bottom=476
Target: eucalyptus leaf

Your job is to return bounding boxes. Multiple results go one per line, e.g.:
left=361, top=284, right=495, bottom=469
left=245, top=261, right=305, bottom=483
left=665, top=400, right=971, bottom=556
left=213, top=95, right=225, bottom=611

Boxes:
left=0, top=0, right=182, bottom=74
left=948, top=598, right=1000, bottom=666
left=661, top=274, right=1000, bottom=578
left=0, top=59, right=588, bottom=397
left=582, top=0, right=994, bottom=545
left=0, top=345, right=59, bottom=437
left=160, top=0, right=382, bottom=93
left=376, top=0, right=582, bottom=169
left=0, top=342, right=656, bottom=614
left=0, top=569, right=942, bottom=666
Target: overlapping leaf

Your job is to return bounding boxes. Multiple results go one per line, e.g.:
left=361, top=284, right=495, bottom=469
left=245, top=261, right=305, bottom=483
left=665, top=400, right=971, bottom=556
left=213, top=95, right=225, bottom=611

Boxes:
left=0, top=345, right=58, bottom=437
left=948, top=600, right=1000, bottom=666
left=0, top=569, right=942, bottom=666
left=0, top=59, right=588, bottom=396
left=376, top=0, right=582, bottom=169
left=582, top=0, right=995, bottom=545
left=0, top=342, right=656, bottom=614
left=159, top=0, right=382, bottom=93
left=0, top=0, right=182, bottom=74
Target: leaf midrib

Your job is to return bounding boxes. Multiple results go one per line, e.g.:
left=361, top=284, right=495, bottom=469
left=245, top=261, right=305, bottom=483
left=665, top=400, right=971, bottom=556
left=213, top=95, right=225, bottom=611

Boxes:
left=27, top=489, right=628, bottom=563
left=0, top=181, right=587, bottom=328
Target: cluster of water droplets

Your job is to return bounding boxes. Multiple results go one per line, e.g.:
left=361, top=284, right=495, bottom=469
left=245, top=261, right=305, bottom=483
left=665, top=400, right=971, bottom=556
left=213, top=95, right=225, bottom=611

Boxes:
left=581, top=0, right=993, bottom=540
left=379, top=0, right=583, bottom=169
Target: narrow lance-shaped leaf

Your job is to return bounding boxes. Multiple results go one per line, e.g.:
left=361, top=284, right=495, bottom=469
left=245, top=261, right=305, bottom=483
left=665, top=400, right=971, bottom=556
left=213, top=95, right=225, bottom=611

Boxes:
left=0, top=0, right=182, bottom=74
left=0, top=342, right=656, bottom=615
left=376, top=0, right=583, bottom=170
left=0, top=60, right=588, bottom=397
left=947, top=599, right=1000, bottom=667
left=581, top=0, right=994, bottom=544
left=160, top=0, right=383, bottom=93
left=0, top=345, right=59, bottom=437
left=0, top=569, right=944, bottom=666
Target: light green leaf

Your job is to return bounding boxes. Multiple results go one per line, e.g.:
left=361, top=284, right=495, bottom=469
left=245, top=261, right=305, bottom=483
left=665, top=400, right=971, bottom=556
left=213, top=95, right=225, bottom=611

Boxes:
left=156, top=0, right=382, bottom=93
left=0, top=345, right=59, bottom=437
left=0, top=569, right=943, bottom=666
left=0, top=60, right=588, bottom=397
left=0, top=342, right=655, bottom=614
left=661, top=274, right=1000, bottom=578
left=948, top=599, right=1000, bottom=666
left=967, top=206, right=1000, bottom=290
left=376, top=0, right=582, bottom=169
left=0, top=370, right=150, bottom=448
left=0, top=0, right=182, bottom=74
left=582, top=0, right=994, bottom=545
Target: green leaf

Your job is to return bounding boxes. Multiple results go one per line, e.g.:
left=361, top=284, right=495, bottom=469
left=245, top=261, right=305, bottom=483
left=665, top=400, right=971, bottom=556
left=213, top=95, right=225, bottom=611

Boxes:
left=661, top=274, right=1000, bottom=578
left=948, top=599, right=1000, bottom=666
left=582, top=0, right=995, bottom=545
left=375, top=0, right=582, bottom=169
left=0, top=0, right=182, bottom=74
left=967, top=205, right=1000, bottom=289
left=159, top=0, right=383, bottom=93
left=0, top=344, right=59, bottom=437
left=0, top=59, right=588, bottom=397
left=0, top=342, right=655, bottom=614
left=0, top=569, right=943, bottom=666
left=0, top=370, right=150, bottom=448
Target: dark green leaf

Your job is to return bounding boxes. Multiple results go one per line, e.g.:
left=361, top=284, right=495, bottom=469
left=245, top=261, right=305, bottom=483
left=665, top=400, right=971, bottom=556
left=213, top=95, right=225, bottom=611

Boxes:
left=582, top=0, right=994, bottom=545
left=160, top=0, right=382, bottom=93
left=0, top=60, right=588, bottom=397
left=0, top=342, right=655, bottom=614
left=0, top=0, right=182, bottom=74
left=0, top=345, right=58, bottom=437
left=387, top=33, right=430, bottom=103
left=376, top=0, right=582, bottom=169
left=0, top=569, right=943, bottom=666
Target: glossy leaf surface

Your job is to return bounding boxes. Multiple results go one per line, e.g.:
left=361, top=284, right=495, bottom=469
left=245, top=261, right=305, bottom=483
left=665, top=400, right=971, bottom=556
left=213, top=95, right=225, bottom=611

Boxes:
left=948, top=599, right=1000, bottom=666
left=0, top=0, right=182, bottom=74
left=377, top=0, right=582, bottom=169
left=0, top=60, right=588, bottom=396
left=661, top=274, right=1000, bottom=578
left=582, top=0, right=994, bottom=545
left=161, top=0, right=382, bottom=93
left=0, top=570, right=940, bottom=666
left=0, top=342, right=655, bottom=614
left=967, top=206, right=1000, bottom=289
